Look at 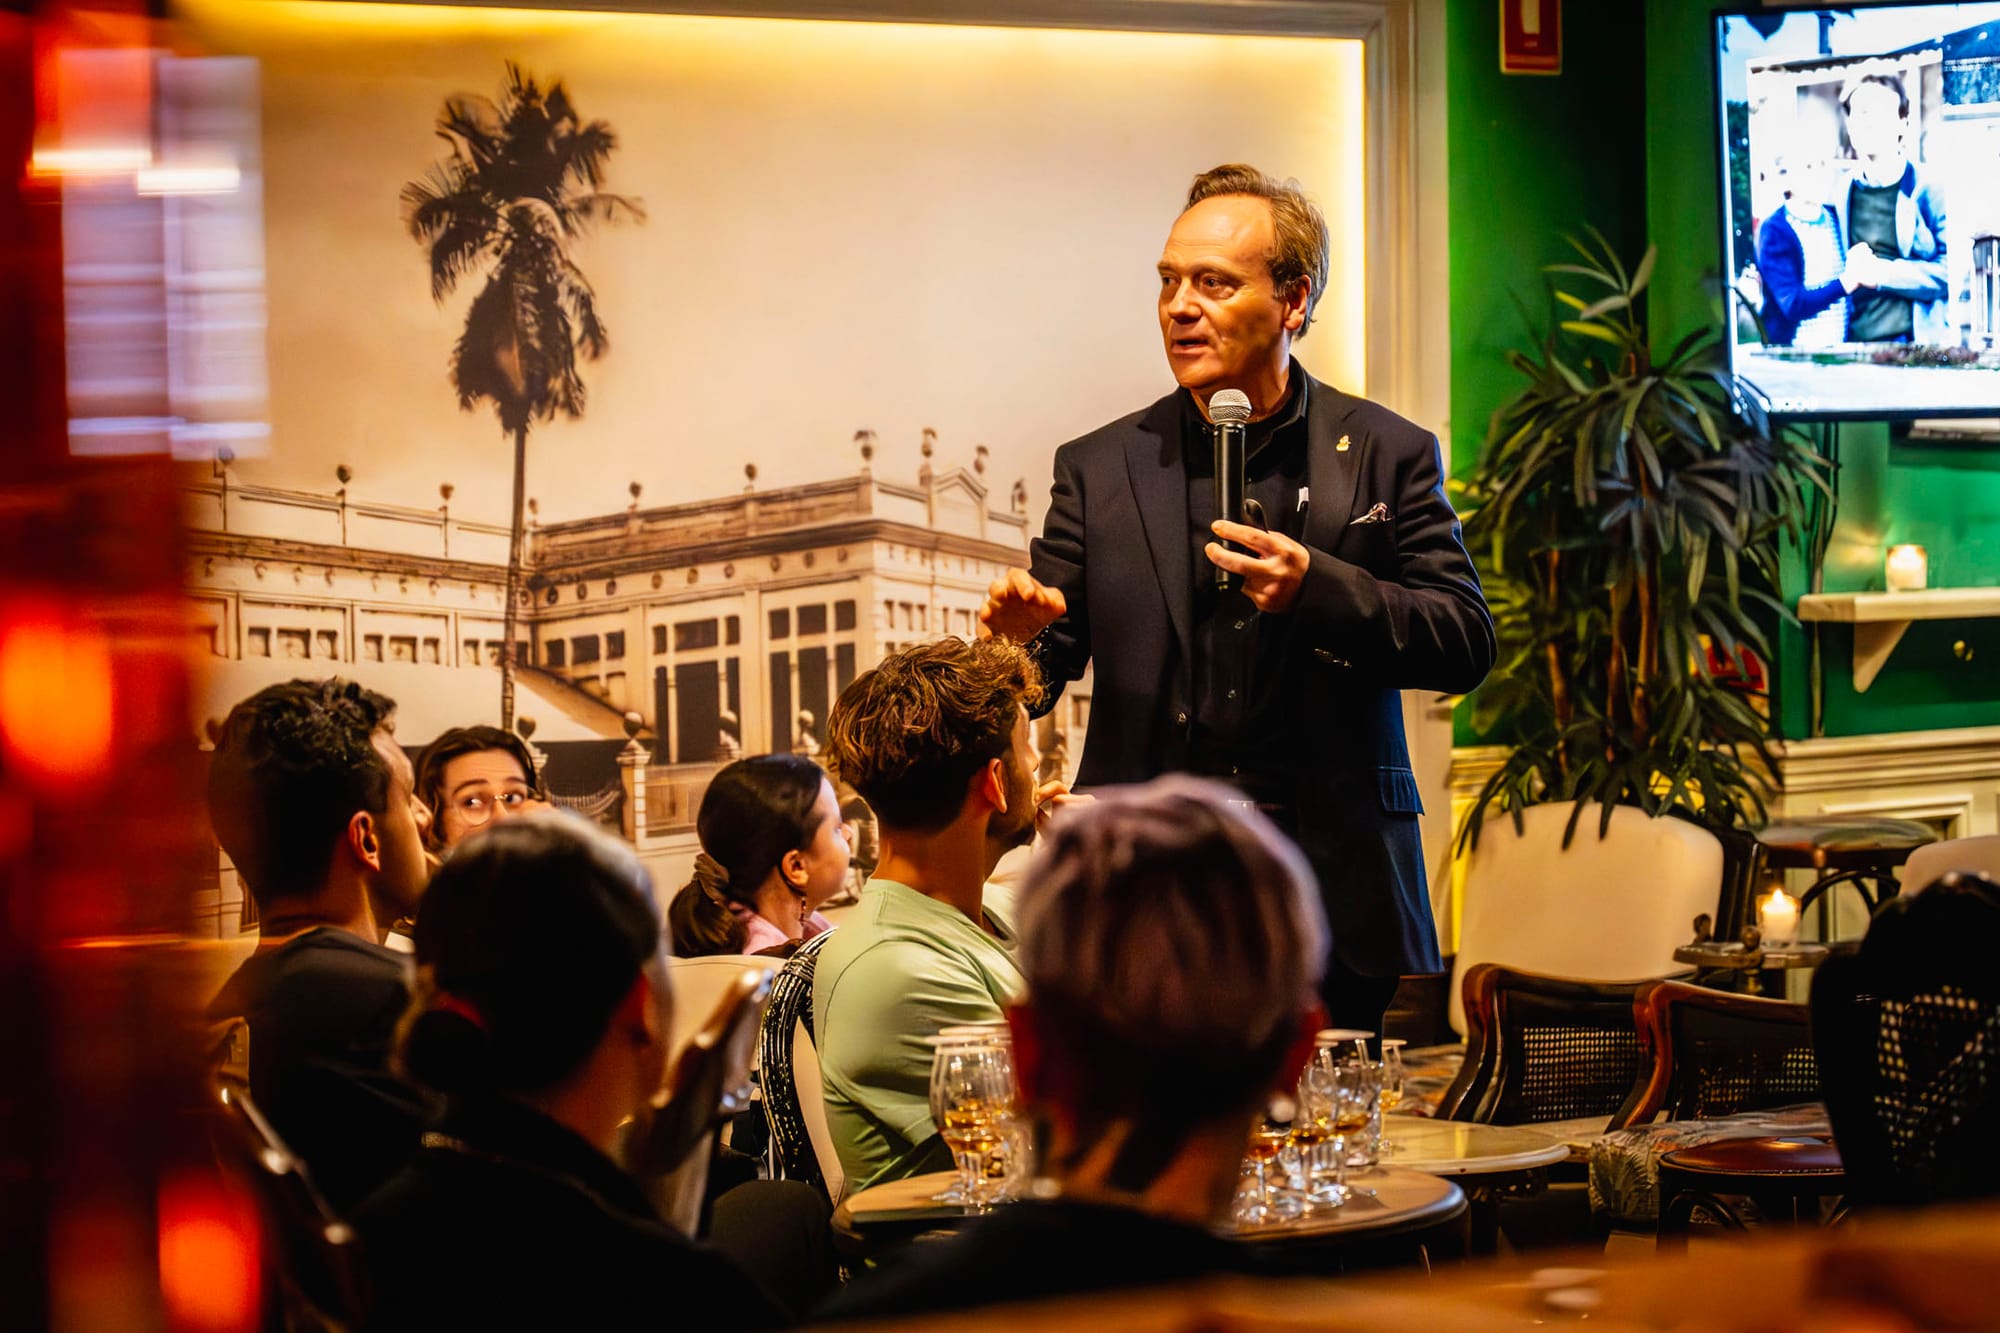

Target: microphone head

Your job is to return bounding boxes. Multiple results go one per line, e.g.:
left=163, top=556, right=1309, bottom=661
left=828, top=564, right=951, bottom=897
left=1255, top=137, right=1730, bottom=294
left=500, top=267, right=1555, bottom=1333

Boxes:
left=1208, top=389, right=1253, bottom=425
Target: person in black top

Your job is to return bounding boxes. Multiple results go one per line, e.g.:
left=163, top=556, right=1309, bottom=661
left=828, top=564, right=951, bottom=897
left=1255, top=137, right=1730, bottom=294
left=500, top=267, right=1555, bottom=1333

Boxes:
left=819, top=777, right=1327, bottom=1322
left=205, top=678, right=437, bottom=1215
left=981, top=164, right=1492, bottom=1036
left=354, top=813, right=787, bottom=1329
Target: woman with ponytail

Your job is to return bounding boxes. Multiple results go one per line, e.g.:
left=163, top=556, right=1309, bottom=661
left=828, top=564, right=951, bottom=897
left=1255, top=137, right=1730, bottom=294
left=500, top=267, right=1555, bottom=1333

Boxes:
left=668, top=755, right=853, bottom=958
left=353, top=813, right=786, bottom=1329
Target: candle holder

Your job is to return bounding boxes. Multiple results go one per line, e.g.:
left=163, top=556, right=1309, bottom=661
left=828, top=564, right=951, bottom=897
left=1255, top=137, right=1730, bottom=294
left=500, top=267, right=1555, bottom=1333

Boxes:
left=1885, top=544, right=1929, bottom=592
left=1758, top=888, right=1801, bottom=947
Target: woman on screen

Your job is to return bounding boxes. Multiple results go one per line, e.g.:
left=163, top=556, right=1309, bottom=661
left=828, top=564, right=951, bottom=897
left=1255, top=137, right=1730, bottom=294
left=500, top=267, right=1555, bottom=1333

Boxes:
left=1756, top=151, right=1853, bottom=349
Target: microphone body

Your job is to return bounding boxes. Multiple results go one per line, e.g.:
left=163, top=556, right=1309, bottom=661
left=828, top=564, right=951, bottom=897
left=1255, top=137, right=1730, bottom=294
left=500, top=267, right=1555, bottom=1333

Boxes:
left=1208, top=389, right=1253, bottom=592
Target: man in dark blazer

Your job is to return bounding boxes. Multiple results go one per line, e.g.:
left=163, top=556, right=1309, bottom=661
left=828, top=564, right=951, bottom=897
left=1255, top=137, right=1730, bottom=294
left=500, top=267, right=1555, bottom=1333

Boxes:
left=981, top=164, right=1493, bottom=1031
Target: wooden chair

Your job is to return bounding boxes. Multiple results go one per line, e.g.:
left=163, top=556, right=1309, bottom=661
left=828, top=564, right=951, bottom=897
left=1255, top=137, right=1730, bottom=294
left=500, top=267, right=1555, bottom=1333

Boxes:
left=1619, top=981, right=1818, bottom=1129
left=1451, top=803, right=1722, bottom=1036
left=207, top=1082, right=368, bottom=1329
left=1812, top=871, right=2000, bottom=1208
left=1439, top=964, right=1652, bottom=1126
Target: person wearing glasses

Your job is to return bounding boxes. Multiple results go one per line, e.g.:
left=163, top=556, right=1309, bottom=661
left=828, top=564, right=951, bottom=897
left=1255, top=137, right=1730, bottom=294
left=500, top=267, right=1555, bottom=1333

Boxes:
left=412, top=725, right=553, bottom=854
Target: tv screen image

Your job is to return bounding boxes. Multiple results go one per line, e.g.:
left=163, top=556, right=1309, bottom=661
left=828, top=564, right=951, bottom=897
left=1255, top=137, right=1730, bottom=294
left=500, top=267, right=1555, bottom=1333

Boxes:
left=1716, top=2, right=2000, bottom=419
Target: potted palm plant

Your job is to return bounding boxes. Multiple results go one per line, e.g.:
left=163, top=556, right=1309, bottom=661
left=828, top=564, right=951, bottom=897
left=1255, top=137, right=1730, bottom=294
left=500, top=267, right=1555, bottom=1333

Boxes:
left=1457, top=231, right=1831, bottom=848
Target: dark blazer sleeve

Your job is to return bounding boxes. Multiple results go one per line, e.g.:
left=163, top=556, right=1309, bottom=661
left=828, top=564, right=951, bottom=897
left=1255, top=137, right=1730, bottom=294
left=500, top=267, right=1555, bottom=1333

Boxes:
left=1290, top=427, right=1494, bottom=695
left=1024, top=441, right=1092, bottom=716
left=1756, top=211, right=1845, bottom=330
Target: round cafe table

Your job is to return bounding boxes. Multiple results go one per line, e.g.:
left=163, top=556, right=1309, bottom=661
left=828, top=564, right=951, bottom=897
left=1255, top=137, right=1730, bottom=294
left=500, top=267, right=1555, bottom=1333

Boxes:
left=1380, top=1117, right=1572, bottom=1254
left=831, top=1167, right=1465, bottom=1271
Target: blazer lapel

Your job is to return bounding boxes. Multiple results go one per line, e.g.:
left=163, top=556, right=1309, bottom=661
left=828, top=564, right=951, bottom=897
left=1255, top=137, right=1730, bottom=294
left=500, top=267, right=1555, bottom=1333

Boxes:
left=1303, top=374, right=1366, bottom=556
left=1123, top=395, right=1195, bottom=663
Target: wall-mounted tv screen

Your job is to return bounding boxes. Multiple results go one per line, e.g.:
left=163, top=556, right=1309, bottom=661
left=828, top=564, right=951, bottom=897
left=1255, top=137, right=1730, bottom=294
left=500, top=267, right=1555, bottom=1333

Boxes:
left=1716, top=2, right=2000, bottom=419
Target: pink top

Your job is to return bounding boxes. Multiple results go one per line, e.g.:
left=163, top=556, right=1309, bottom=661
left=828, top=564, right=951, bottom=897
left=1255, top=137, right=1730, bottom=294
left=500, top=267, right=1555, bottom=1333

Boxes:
left=735, top=906, right=833, bottom=956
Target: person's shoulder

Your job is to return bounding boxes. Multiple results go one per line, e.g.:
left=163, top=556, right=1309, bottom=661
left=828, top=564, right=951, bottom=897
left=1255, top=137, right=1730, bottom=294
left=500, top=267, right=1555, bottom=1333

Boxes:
left=1313, top=377, right=1434, bottom=450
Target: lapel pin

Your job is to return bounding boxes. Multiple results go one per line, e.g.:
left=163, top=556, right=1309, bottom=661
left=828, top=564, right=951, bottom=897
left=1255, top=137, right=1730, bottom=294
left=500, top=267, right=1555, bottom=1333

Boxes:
left=1336, top=434, right=1352, bottom=453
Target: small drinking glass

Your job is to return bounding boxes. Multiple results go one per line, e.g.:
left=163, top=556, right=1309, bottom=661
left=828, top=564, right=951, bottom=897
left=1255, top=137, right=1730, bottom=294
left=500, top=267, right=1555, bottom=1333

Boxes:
left=1293, top=1059, right=1349, bottom=1209
left=1330, top=1062, right=1380, bottom=1171
left=928, top=1035, right=1018, bottom=1206
left=1377, top=1038, right=1407, bottom=1155
left=1236, top=1111, right=1305, bottom=1227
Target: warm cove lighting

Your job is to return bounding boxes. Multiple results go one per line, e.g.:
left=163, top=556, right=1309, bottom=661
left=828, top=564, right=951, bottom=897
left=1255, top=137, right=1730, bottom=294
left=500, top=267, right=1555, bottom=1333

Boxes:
left=137, top=160, right=242, bottom=195
left=30, top=144, right=152, bottom=177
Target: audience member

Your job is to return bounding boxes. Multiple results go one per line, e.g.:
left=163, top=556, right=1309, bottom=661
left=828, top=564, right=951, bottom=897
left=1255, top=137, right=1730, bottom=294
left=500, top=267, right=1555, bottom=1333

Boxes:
left=354, top=814, right=787, bottom=1329
left=813, top=637, right=1070, bottom=1192
left=821, top=777, right=1326, bottom=1319
left=667, top=754, right=852, bottom=958
left=412, top=724, right=548, bottom=853
left=205, top=678, right=437, bottom=1214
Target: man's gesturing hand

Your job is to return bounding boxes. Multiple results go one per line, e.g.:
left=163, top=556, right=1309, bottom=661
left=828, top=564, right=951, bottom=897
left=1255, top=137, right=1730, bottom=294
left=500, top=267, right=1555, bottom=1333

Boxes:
left=979, top=568, right=1066, bottom=643
left=1205, top=520, right=1309, bottom=614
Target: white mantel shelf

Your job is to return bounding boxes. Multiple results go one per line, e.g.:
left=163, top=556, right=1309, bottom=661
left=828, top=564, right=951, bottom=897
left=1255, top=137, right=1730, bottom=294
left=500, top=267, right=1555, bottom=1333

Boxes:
left=1796, top=588, right=2000, bottom=692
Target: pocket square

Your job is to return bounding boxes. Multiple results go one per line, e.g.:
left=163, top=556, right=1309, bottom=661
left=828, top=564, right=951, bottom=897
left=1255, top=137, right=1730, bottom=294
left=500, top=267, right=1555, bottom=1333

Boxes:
left=1348, top=502, right=1392, bottom=526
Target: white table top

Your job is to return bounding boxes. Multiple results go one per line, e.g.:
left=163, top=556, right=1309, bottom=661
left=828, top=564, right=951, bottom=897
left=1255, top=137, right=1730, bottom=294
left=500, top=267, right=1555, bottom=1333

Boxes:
left=1381, top=1117, right=1574, bottom=1176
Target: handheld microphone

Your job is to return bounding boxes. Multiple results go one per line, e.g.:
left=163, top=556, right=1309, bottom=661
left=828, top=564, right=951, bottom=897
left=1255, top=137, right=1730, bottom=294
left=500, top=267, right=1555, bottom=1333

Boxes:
left=1209, top=389, right=1252, bottom=592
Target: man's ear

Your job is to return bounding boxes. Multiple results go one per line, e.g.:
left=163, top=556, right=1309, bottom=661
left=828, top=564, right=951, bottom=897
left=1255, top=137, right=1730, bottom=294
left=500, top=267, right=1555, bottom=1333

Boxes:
left=347, top=810, right=382, bottom=872
left=975, top=757, right=1008, bottom=816
left=1282, top=278, right=1312, bottom=334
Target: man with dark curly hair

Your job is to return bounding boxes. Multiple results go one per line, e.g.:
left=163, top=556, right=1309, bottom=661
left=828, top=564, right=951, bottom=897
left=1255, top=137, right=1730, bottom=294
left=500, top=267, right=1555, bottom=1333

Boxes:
left=813, top=637, right=1074, bottom=1192
left=206, top=677, right=436, bottom=1212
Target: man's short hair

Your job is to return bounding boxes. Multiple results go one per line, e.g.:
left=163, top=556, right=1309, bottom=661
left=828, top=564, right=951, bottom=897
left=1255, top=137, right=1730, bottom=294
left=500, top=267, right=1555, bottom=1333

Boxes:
left=825, top=637, right=1041, bottom=833
left=413, top=725, right=543, bottom=850
left=1185, top=163, right=1331, bottom=337
left=1015, top=776, right=1327, bottom=1188
left=1841, top=71, right=1909, bottom=119
left=207, top=678, right=397, bottom=911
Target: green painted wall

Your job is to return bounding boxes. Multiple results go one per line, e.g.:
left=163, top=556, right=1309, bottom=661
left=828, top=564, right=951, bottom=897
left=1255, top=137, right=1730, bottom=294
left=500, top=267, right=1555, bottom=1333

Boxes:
left=1448, top=0, right=2000, bottom=745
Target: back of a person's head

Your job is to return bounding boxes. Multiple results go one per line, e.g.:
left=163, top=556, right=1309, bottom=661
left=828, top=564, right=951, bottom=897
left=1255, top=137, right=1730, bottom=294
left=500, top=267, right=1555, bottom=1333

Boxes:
left=825, top=636, right=1040, bottom=832
left=395, top=813, right=664, bottom=1098
left=668, top=752, right=828, bottom=957
left=1015, top=777, right=1326, bottom=1176
left=206, top=677, right=397, bottom=912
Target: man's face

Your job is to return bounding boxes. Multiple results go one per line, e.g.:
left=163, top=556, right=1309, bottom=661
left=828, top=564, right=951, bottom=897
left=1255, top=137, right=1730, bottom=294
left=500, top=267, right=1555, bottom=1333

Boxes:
left=991, top=707, right=1040, bottom=852
left=436, top=748, right=538, bottom=850
left=369, top=729, right=434, bottom=918
left=1157, top=193, right=1301, bottom=401
left=1845, top=83, right=1907, bottom=165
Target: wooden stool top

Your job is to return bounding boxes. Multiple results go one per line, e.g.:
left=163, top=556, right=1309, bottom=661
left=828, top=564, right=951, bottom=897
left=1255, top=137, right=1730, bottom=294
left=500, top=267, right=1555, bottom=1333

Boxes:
left=1757, top=817, right=1937, bottom=871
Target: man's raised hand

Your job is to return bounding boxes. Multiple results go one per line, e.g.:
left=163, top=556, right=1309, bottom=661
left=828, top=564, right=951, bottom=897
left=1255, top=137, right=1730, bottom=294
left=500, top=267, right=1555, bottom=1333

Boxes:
left=979, top=568, right=1066, bottom=644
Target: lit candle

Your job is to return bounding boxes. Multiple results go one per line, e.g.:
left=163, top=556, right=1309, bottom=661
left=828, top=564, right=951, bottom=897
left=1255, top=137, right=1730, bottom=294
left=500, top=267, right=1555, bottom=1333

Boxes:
left=1886, top=544, right=1929, bottom=592
left=1759, top=888, right=1800, bottom=947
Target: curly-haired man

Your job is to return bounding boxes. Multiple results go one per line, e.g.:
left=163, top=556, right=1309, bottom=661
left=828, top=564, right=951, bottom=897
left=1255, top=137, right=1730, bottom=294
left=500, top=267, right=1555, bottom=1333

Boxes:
left=813, top=637, right=1075, bottom=1192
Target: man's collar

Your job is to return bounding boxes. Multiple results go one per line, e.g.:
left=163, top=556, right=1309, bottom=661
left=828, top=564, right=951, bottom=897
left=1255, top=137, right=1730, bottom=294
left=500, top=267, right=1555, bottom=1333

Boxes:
left=1179, top=359, right=1311, bottom=455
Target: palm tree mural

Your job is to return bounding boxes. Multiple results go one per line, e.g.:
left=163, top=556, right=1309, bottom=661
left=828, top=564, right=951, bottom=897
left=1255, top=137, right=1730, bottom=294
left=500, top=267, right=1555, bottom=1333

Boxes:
left=401, top=63, right=643, bottom=728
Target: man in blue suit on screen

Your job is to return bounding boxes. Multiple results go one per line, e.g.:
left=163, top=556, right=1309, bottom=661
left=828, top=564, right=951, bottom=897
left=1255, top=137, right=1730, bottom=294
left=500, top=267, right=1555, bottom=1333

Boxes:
left=979, top=164, right=1494, bottom=1033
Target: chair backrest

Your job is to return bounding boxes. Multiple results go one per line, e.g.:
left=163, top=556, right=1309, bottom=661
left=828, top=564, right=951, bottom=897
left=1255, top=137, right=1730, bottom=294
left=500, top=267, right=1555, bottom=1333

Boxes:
left=1901, top=835, right=2000, bottom=897
left=1618, top=980, right=1816, bottom=1129
left=756, top=929, right=843, bottom=1203
left=1451, top=802, right=1723, bottom=1034
left=208, top=1083, right=367, bottom=1328
left=1440, top=963, right=1651, bottom=1125
left=667, top=955, right=778, bottom=1070
left=1812, top=871, right=2000, bottom=1207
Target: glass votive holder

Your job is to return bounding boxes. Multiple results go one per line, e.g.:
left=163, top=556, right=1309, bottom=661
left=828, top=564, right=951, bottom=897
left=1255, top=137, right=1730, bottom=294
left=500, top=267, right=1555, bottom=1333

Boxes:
left=1886, top=544, right=1928, bottom=592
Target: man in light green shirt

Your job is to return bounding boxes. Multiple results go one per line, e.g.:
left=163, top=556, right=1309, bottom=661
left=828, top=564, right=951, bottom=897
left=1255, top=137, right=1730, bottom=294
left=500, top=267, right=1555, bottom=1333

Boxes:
left=817, top=638, right=1073, bottom=1193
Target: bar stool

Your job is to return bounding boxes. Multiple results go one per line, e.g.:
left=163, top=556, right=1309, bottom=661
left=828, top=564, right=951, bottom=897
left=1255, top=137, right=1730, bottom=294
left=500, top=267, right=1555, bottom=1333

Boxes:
left=1655, top=1133, right=1845, bottom=1247
left=1756, top=817, right=1937, bottom=919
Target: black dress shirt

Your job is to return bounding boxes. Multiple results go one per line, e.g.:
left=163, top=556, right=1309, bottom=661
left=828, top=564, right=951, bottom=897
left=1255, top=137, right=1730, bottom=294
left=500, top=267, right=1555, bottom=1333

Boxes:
left=1181, top=373, right=1313, bottom=805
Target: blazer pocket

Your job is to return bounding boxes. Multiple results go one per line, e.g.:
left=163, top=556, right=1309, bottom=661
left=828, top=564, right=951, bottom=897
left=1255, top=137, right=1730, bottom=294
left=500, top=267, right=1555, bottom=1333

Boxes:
left=1377, top=765, right=1424, bottom=815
